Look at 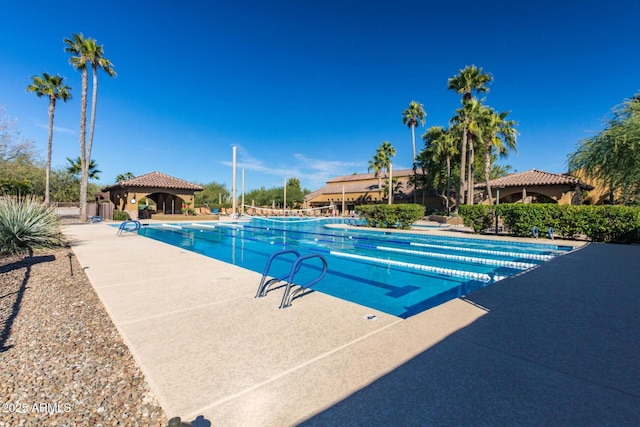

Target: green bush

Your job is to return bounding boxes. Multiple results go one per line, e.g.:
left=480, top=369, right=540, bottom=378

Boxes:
left=458, top=205, right=496, bottom=233
left=0, top=196, right=64, bottom=255
left=582, top=205, right=640, bottom=242
left=553, top=205, right=585, bottom=239
left=459, top=203, right=640, bottom=242
left=355, top=204, right=425, bottom=229
left=113, top=210, right=129, bottom=221
left=495, top=204, right=556, bottom=237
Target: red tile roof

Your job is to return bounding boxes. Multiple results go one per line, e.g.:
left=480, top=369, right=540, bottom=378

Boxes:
left=477, top=169, right=594, bottom=190
left=103, top=171, right=204, bottom=191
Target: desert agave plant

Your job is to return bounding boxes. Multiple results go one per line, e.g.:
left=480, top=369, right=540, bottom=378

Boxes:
left=0, top=196, right=64, bottom=256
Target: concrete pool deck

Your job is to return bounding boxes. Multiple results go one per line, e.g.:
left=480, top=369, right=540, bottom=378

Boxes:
left=63, top=221, right=640, bottom=425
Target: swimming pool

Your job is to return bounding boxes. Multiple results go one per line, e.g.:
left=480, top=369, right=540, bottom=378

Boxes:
left=134, top=217, right=573, bottom=318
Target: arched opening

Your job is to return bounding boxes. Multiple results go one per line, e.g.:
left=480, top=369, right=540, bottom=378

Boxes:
left=146, top=192, right=187, bottom=214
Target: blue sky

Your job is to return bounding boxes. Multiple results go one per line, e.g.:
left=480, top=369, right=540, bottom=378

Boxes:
left=2, top=0, right=639, bottom=192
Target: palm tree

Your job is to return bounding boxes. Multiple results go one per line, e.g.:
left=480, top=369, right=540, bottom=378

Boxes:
left=382, top=177, right=403, bottom=201
left=401, top=101, right=427, bottom=163
left=86, top=40, right=115, bottom=172
left=481, top=109, right=518, bottom=204
left=368, top=142, right=396, bottom=200
left=402, top=101, right=426, bottom=203
left=450, top=98, right=485, bottom=206
left=66, top=157, right=101, bottom=180
left=448, top=66, right=492, bottom=209
left=423, top=126, right=458, bottom=214
left=377, top=141, right=396, bottom=177
left=447, top=65, right=492, bottom=102
left=378, top=141, right=396, bottom=203
left=26, top=73, right=72, bottom=205
left=115, top=172, right=135, bottom=182
left=64, top=33, right=90, bottom=220
left=368, top=153, right=384, bottom=193
left=64, top=33, right=115, bottom=222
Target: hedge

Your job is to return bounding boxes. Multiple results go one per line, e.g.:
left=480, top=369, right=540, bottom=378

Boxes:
left=459, top=204, right=640, bottom=242
left=355, top=204, right=425, bottom=229
left=458, top=205, right=495, bottom=233
left=113, top=210, right=130, bottom=221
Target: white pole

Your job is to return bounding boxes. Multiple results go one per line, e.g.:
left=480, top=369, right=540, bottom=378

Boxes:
left=342, top=186, right=346, bottom=216
left=283, top=177, right=287, bottom=211
left=241, top=168, right=245, bottom=215
left=388, top=163, right=393, bottom=205
left=232, top=146, right=237, bottom=215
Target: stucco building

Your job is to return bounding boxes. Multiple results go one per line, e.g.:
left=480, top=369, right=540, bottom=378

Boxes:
left=304, top=169, right=421, bottom=214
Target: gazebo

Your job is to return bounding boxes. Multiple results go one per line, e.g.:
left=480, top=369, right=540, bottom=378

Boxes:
left=100, top=171, right=204, bottom=219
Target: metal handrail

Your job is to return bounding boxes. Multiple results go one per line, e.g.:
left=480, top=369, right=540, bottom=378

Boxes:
left=117, top=220, right=141, bottom=236
left=255, top=249, right=301, bottom=298
left=279, top=254, right=328, bottom=309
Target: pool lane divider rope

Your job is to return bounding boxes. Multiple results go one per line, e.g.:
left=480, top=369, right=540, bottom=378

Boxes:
left=375, top=245, right=537, bottom=270
left=409, top=242, right=556, bottom=261
left=244, top=215, right=339, bottom=224
left=328, top=251, right=506, bottom=283
left=161, top=223, right=182, bottom=229
left=311, top=238, right=536, bottom=270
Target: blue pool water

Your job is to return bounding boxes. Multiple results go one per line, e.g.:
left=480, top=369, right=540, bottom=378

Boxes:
left=133, top=217, right=573, bottom=318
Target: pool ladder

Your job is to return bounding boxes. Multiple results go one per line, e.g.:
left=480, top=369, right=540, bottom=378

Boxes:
left=255, top=250, right=328, bottom=308
left=117, top=220, right=141, bottom=236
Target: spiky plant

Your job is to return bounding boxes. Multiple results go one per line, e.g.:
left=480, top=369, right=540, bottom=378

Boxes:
left=0, top=196, right=64, bottom=256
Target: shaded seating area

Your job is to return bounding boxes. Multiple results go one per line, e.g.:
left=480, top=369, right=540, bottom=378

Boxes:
left=100, top=171, right=205, bottom=220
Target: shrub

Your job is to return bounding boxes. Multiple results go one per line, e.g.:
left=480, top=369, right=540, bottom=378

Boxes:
left=459, top=203, right=640, bottom=242
left=0, top=195, right=64, bottom=256
left=458, top=205, right=495, bottom=233
left=355, top=204, right=425, bottom=229
left=551, top=205, right=584, bottom=239
left=113, top=210, right=129, bottom=221
left=495, top=204, right=556, bottom=237
left=582, top=205, right=640, bottom=242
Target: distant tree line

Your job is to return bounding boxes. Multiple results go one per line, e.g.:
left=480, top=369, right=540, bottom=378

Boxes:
left=0, top=108, right=97, bottom=200
left=243, top=178, right=310, bottom=209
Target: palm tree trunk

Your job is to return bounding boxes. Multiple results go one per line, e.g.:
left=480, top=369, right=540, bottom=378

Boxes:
left=79, top=68, right=89, bottom=222
left=485, top=143, right=493, bottom=205
left=467, top=134, right=474, bottom=205
left=45, top=97, right=55, bottom=205
left=456, top=127, right=468, bottom=212
left=421, top=170, right=426, bottom=205
left=411, top=124, right=416, bottom=163
left=88, top=64, right=99, bottom=164
left=445, top=155, right=451, bottom=214
left=411, top=124, right=417, bottom=203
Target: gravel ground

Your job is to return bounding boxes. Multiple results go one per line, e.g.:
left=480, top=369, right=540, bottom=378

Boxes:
left=0, top=246, right=168, bottom=426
